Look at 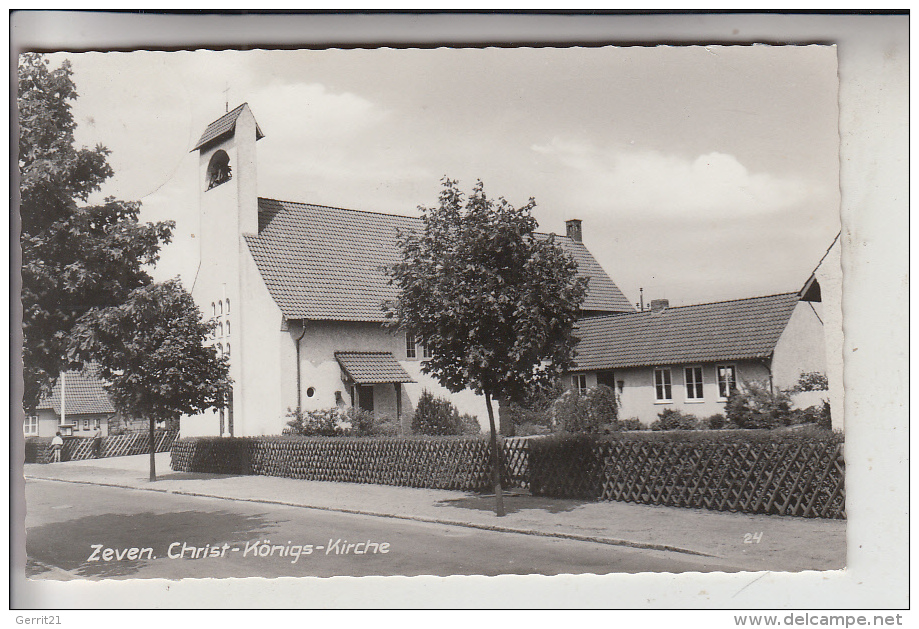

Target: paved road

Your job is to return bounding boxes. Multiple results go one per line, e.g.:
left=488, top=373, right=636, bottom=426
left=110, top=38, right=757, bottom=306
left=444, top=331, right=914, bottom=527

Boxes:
left=25, top=479, right=742, bottom=579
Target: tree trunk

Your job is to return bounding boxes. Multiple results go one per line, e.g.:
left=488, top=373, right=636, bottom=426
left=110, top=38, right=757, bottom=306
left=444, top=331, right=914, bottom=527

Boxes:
left=148, top=416, right=157, bottom=482
left=484, top=390, right=506, bottom=517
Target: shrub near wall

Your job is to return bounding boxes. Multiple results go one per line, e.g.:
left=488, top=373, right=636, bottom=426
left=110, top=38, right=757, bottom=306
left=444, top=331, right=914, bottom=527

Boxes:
left=528, top=429, right=845, bottom=519
left=25, top=438, right=54, bottom=464
left=170, top=437, right=254, bottom=474
left=528, top=434, right=602, bottom=499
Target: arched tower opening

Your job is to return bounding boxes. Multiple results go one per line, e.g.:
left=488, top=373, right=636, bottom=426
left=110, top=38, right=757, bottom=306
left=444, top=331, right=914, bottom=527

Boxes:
left=206, top=149, right=232, bottom=190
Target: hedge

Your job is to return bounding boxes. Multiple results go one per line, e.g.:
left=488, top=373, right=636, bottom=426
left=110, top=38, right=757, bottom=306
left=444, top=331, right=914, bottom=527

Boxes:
left=171, top=435, right=531, bottom=491
left=169, top=429, right=844, bottom=519
left=527, top=430, right=845, bottom=518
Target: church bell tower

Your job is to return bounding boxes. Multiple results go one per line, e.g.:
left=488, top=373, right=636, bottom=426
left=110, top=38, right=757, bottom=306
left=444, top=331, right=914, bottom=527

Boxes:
left=190, top=103, right=264, bottom=435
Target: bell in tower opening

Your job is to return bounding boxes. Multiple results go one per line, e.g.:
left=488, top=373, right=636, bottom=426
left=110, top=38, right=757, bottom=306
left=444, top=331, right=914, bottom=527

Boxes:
left=206, top=149, right=232, bottom=190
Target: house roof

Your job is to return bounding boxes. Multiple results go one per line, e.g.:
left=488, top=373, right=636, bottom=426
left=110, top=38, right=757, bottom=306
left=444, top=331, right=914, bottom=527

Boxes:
left=569, top=292, right=801, bottom=372
left=335, top=352, right=415, bottom=384
left=191, top=103, right=265, bottom=152
left=36, top=369, right=115, bottom=416
left=244, top=198, right=634, bottom=322
left=799, top=232, right=840, bottom=302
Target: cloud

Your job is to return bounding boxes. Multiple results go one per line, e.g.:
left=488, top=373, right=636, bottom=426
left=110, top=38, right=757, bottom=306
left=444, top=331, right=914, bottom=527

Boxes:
left=249, top=82, right=388, bottom=141
left=244, top=82, right=437, bottom=206
left=531, top=138, right=825, bottom=221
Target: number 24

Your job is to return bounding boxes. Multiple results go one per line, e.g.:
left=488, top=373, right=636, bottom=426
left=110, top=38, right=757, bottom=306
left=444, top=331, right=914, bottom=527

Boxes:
left=744, top=532, right=763, bottom=544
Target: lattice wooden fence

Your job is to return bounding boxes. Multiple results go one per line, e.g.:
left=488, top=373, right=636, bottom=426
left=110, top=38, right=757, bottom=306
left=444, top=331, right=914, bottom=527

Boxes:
left=170, top=433, right=844, bottom=519
left=25, top=431, right=178, bottom=464
left=527, top=435, right=845, bottom=519
left=172, top=435, right=533, bottom=492
left=502, top=437, right=529, bottom=489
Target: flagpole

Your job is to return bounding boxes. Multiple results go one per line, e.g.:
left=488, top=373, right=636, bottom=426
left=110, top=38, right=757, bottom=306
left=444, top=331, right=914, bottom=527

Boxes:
left=60, top=371, right=66, bottom=429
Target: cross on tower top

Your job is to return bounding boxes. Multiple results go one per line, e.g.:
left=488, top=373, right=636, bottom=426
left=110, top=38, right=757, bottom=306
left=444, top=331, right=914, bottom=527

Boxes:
left=223, top=83, right=230, bottom=113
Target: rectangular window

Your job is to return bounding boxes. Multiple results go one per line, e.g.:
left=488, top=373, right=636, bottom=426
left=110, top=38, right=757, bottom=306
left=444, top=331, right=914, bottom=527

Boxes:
left=717, top=365, right=737, bottom=400
left=654, top=368, right=672, bottom=402
left=572, top=374, right=588, bottom=395
left=422, top=341, right=433, bottom=359
left=684, top=366, right=704, bottom=400
left=82, top=419, right=90, bottom=430
left=24, top=415, right=38, bottom=436
left=405, top=332, right=416, bottom=359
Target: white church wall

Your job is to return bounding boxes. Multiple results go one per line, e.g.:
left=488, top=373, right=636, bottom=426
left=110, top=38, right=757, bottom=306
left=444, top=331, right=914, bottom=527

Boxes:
left=184, top=132, right=242, bottom=438
left=185, top=105, right=282, bottom=438
left=237, top=246, right=287, bottom=436
left=296, top=320, right=400, bottom=415
left=294, top=320, right=492, bottom=434
left=771, top=300, right=828, bottom=391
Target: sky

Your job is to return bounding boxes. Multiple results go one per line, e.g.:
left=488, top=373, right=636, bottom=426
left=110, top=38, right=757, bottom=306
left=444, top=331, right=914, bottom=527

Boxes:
left=48, top=46, right=840, bottom=308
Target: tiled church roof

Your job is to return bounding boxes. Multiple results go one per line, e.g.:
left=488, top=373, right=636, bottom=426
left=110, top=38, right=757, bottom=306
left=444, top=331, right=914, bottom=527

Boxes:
left=245, top=198, right=635, bottom=322
left=36, top=369, right=115, bottom=416
left=570, top=292, right=801, bottom=371
left=191, top=103, right=265, bottom=152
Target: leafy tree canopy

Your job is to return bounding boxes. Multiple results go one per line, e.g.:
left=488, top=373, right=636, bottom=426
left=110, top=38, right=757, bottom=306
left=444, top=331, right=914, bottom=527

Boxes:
left=18, top=53, right=174, bottom=409
left=67, top=279, right=230, bottom=424
left=386, top=178, right=588, bottom=404
left=386, top=178, right=587, bottom=514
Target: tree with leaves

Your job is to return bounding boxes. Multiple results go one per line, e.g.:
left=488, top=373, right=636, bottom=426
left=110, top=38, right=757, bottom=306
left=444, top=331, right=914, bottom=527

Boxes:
left=18, top=53, right=174, bottom=410
left=19, top=54, right=229, bottom=481
left=387, top=178, right=587, bottom=515
left=68, top=279, right=230, bottom=481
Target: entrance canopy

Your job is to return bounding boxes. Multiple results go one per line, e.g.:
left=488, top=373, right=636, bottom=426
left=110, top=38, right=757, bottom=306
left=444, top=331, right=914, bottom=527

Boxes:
left=334, top=351, right=414, bottom=385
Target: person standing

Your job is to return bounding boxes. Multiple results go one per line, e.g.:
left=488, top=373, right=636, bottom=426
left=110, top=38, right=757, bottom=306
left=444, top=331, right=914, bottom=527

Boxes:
left=92, top=425, right=103, bottom=458
left=50, top=431, right=63, bottom=463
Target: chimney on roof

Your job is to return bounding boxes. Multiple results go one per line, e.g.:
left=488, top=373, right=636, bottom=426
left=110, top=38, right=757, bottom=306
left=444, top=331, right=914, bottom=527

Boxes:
left=566, top=219, right=583, bottom=242
left=649, top=299, right=669, bottom=313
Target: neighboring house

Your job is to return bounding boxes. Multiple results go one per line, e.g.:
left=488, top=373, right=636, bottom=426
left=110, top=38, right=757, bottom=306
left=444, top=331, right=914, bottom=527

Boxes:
left=799, top=233, right=843, bottom=430
left=183, top=104, right=633, bottom=437
left=27, top=370, right=115, bottom=438
left=567, top=292, right=827, bottom=425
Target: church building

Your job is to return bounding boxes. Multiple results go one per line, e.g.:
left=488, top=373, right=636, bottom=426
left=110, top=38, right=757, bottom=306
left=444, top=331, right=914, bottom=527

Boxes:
left=183, top=104, right=633, bottom=437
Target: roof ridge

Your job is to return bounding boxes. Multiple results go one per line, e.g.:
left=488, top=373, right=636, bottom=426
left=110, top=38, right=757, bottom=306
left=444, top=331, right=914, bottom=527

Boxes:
left=812, top=231, right=841, bottom=273
left=581, top=291, right=800, bottom=322
left=192, top=103, right=264, bottom=152
left=209, top=102, right=247, bottom=123
left=260, top=197, right=420, bottom=221
left=258, top=197, right=577, bottom=241
left=335, top=350, right=397, bottom=354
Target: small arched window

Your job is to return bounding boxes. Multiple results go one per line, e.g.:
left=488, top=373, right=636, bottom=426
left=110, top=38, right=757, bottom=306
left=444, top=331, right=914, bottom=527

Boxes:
left=216, top=343, right=223, bottom=358
left=218, top=321, right=224, bottom=337
left=218, top=300, right=223, bottom=315
left=206, top=150, right=232, bottom=191
left=225, top=298, right=230, bottom=314
left=225, top=343, right=231, bottom=357
left=211, top=302, right=216, bottom=317
left=226, top=320, right=230, bottom=336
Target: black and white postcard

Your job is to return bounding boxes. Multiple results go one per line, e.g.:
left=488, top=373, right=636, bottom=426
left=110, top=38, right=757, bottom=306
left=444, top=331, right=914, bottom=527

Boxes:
left=10, top=11, right=909, bottom=615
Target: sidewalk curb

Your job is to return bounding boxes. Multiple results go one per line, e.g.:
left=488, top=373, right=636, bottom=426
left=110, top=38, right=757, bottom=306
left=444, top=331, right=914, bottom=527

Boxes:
left=25, top=475, right=715, bottom=559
